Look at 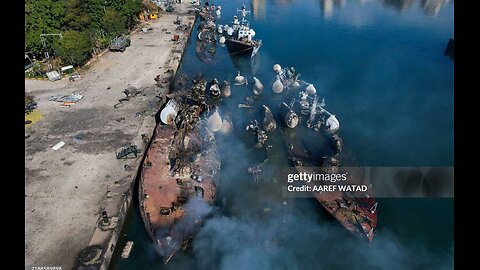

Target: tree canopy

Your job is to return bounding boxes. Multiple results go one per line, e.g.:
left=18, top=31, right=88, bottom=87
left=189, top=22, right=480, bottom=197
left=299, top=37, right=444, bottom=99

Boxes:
left=54, top=31, right=93, bottom=66
left=25, top=0, right=143, bottom=66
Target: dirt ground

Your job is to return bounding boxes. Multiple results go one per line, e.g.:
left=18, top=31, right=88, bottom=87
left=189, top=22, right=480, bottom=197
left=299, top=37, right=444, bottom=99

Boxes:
left=25, top=2, right=197, bottom=269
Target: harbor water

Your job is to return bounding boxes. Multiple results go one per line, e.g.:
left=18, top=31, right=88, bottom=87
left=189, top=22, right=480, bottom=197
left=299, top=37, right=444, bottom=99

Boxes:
left=109, top=0, right=454, bottom=269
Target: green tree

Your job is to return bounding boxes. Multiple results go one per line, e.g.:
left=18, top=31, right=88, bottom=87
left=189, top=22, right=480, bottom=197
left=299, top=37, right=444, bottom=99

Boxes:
left=25, top=0, right=145, bottom=62
left=85, top=0, right=106, bottom=32
left=54, top=30, right=93, bottom=66
left=121, top=0, right=143, bottom=30
left=63, top=0, right=91, bottom=31
left=25, top=0, right=66, bottom=56
left=102, top=7, right=127, bottom=36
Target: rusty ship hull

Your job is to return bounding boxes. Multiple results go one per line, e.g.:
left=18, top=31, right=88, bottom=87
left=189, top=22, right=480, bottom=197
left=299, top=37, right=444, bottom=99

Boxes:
left=139, top=96, right=221, bottom=263
left=280, top=126, right=377, bottom=243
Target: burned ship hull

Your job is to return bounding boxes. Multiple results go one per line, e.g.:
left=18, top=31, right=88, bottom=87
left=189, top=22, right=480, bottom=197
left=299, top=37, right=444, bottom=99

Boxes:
left=196, top=28, right=217, bottom=64
left=270, top=63, right=378, bottom=242
left=281, top=129, right=378, bottom=242
left=139, top=78, right=221, bottom=263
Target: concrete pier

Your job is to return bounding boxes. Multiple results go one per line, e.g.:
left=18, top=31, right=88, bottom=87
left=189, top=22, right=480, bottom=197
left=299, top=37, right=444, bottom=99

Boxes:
left=25, top=2, right=197, bottom=270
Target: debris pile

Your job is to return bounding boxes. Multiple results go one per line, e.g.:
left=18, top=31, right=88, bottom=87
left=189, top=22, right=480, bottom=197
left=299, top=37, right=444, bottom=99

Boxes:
left=49, top=93, right=83, bottom=107
left=25, top=95, right=37, bottom=114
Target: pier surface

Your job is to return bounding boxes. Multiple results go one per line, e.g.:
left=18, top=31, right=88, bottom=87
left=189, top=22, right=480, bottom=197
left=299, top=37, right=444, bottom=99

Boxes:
left=25, top=3, right=196, bottom=269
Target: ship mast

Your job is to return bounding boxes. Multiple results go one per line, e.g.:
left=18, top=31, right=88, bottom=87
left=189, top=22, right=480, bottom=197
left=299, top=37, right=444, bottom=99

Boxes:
left=237, top=3, right=251, bottom=24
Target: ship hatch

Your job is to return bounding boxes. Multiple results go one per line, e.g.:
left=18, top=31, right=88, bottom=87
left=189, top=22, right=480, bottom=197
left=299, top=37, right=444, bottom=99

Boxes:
left=195, top=186, right=204, bottom=198
left=160, top=208, right=171, bottom=215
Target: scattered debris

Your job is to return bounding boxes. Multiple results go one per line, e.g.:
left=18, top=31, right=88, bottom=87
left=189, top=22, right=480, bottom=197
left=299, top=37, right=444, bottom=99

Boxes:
left=124, top=86, right=143, bottom=97
left=115, top=145, right=141, bottom=159
left=46, top=70, right=61, bottom=81
left=247, top=165, right=262, bottom=181
left=49, top=94, right=83, bottom=105
left=73, top=134, right=83, bottom=142
left=25, top=95, right=37, bottom=114
left=256, top=130, right=268, bottom=148
left=52, top=141, right=65, bottom=150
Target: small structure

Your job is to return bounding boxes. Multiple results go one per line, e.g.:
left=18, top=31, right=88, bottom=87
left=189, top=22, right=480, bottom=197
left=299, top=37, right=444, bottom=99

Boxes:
left=110, top=36, right=131, bottom=52
left=46, top=70, right=61, bottom=81
left=61, top=65, right=83, bottom=81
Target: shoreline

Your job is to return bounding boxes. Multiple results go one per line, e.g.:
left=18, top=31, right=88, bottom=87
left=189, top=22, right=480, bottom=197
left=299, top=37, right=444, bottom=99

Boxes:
left=24, top=2, right=198, bottom=270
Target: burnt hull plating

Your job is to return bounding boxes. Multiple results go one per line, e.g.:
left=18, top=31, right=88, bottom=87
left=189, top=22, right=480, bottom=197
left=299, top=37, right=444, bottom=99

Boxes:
left=139, top=116, right=220, bottom=263
left=281, top=129, right=377, bottom=243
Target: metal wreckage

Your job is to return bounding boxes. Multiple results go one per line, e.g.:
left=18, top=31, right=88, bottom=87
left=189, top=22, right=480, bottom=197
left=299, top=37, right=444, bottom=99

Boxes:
left=139, top=74, right=223, bottom=264
left=139, top=4, right=377, bottom=264
left=139, top=68, right=378, bottom=264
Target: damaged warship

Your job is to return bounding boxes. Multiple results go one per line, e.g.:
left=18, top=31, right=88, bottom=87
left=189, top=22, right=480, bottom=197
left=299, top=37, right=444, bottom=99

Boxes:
left=234, top=66, right=377, bottom=242
left=272, top=64, right=378, bottom=242
left=139, top=75, right=221, bottom=263
left=196, top=18, right=217, bottom=64
left=222, top=4, right=262, bottom=58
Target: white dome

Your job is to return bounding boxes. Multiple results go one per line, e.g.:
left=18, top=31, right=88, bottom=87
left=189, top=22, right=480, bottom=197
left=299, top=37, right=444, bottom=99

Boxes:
left=249, top=29, right=256, bottom=37
left=235, top=74, right=245, bottom=84
left=219, top=36, right=226, bottom=44
left=306, top=84, right=316, bottom=95
left=207, top=111, right=222, bottom=132
left=272, top=78, right=284, bottom=94
left=326, top=115, right=340, bottom=132
left=227, top=27, right=234, bottom=36
left=273, top=64, right=282, bottom=73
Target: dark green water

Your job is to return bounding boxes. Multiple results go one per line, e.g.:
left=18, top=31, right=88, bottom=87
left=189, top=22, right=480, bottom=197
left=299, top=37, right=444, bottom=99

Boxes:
left=110, top=1, right=454, bottom=269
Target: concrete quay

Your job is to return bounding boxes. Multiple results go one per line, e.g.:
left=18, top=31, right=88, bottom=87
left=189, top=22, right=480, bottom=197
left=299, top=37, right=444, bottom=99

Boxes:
left=25, top=2, right=197, bottom=270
